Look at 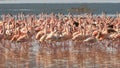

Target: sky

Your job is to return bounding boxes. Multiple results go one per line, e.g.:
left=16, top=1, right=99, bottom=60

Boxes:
left=0, top=0, right=120, bottom=3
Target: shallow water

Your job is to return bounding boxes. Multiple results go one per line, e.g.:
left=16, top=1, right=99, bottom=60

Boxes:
left=0, top=40, right=120, bottom=68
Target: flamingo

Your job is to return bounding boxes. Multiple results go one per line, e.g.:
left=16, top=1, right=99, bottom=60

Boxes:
left=72, top=30, right=81, bottom=37
left=72, top=24, right=85, bottom=42
left=5, top=22, right=15, bottom=30
left=0, top=27, right=4, bottom=41
left=109, top=32, right=120, bottom=40
left=10, top=27, right=21, bottom=42
left=107, top=28, right=117, bottom=33
left=72, top=34, right=85, bottom=42
left=60, top=24, right=73, bottom=41
left=83, top=36, right=97, bottom=43
left=44, top=25, right=59, bottom=41
left=83, top=31, right=103, bottom=43
left=39, top=32, right=47, bottom=43
left=0, top=21, right=3, bottom=26
left=46, top=30, right=62, bottom=42
left=16, top=33, right=29, bottom=42
left=39, top=22, right=48, bottom=43
left=45, top=30, right=57, bottom=41
left=5, top=30, right=12, bottom=36
left=16, top=28, right=31, bottom=42
left=10, top=27, right=31, bottom=42
left=35, top=31, right=44, bottom=40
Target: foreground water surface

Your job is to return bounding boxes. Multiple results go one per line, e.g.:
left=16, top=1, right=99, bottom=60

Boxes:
left=0, top=40, right=120, bottom=68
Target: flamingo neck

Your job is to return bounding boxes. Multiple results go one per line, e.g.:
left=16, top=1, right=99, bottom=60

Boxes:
left=44, top=26, right=47, bottom=34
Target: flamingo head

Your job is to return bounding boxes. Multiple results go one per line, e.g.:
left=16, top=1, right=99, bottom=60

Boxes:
left=92, top=31, right=98, bottom=37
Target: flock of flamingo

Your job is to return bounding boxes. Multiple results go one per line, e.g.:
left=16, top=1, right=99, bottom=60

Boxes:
left=0, top=12, right=120, bottom=43
left=0, top=12, right=120, bottom=68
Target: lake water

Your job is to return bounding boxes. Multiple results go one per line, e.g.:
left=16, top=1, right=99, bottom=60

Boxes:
left=0, top=40, right=120, bottom=68
left=0, top=3, right=120, bottom=15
